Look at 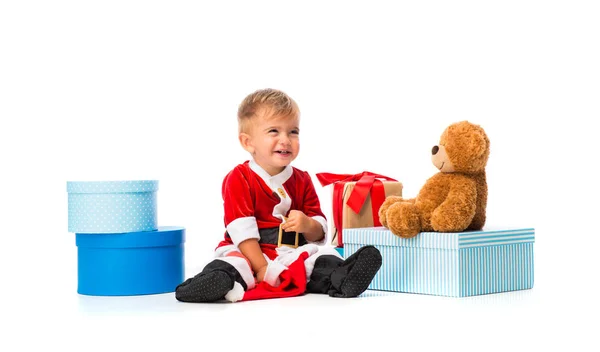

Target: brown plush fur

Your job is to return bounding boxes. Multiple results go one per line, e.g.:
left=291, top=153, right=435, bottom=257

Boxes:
left=379, top=121, right=490, bottom=238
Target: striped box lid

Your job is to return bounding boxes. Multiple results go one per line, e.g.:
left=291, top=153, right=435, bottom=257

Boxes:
left=343, top=227, right=535, bottom=249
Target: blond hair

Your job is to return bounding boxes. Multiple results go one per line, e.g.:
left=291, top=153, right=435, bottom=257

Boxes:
left=237, top=88, right=299, bottom=133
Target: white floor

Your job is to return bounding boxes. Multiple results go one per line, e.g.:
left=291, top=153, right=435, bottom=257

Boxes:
left=4, top=265, right=596, bottom=352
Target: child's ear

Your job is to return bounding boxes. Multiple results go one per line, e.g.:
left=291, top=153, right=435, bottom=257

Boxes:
left=239, top=133, right=255, bottom=154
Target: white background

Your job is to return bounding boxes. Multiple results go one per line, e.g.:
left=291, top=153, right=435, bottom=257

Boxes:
left=1, top=1, right=599, bottom=351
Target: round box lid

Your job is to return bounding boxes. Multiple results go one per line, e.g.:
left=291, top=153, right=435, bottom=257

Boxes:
left=75, top=226, right=185, bottom=248
left=67, top=180, right=159, bottom=194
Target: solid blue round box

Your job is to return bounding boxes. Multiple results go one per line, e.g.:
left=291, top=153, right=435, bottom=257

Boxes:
left=76, top=226, right=185, bottom=296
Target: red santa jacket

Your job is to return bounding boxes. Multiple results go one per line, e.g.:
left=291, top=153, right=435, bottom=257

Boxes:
left=217, top=160, right=327, bottom=253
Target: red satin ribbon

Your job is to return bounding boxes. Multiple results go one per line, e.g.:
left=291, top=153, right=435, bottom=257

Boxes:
left=316, top=172, right=397, bottom=247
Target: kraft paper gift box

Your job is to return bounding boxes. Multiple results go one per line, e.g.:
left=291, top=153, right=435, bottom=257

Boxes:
left=344, top=227, right=535, bottom=297
left=316, top=172, right=403, bottom=248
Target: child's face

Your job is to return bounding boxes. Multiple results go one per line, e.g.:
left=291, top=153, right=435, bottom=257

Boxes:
left=240, top=111, right=300, bottom=176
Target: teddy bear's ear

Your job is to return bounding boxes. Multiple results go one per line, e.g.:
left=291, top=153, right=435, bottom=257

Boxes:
left=444, top=121, right=490, bottom=172
left=465, top=123, right=490, bottom=172
left=469, top=127, right=490, bottom=159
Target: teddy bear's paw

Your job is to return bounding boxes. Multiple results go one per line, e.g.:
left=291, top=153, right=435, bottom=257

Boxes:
left=431, top=207, right=473, bottom=233
left=385, top=202, right=421, bottom=238
left=378, top=196, right=405, bottom=228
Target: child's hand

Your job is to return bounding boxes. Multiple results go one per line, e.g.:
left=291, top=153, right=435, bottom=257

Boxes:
left=256, top=265, right=268, bottom=283
left=281, top=210, right=311, bottom=234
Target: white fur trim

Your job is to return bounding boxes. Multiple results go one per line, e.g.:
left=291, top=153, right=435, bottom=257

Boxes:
left=275, top=243, right=319, bottom=267
left=214, top=244, right=237, bottom=258
left=224, top=282, right=245, bottom=303
left=304, top=245, right=343, bottom=280
left=226, top=217, right=260, bottom=247
left=249, top=160, right=292, bottom=221
left=263, top=260, right=287, bottom=287
left=215, top=256, right=256, bottom=290
left=309, top=215, right=328, bottom=244
left=249, top=160, right=293, bottom=188
left=272, top=189, right=291, bottom=221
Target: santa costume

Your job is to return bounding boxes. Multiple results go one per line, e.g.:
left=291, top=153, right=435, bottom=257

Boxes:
left=175, top=160, right=382, bottom=303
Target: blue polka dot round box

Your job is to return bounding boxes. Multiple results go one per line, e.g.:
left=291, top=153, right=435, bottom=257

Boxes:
left=67, top=180, right=158, bottom=234
left=76, top=227, right=185, bottom=296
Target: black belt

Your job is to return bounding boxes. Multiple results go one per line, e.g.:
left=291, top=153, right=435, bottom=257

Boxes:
left=226, top=227, right=307, bottom=248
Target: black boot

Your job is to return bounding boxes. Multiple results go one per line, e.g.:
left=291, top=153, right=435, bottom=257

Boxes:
left=175, top=260, right=246, bottom=303
left=307, top=245, right=382, bottom=298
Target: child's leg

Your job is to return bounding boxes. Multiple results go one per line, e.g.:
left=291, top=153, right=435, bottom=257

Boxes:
left=303, top=245, right=343, bottom=294
left=175, top=248, right=255, bottom=303
left=306, top=245, right=382, bottom=298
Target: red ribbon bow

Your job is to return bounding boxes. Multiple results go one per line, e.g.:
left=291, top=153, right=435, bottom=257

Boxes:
left=316, top=172, right=397, bottom=247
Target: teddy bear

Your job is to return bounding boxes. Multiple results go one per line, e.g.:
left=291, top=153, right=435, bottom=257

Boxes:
left=378, top=121, right=490, bottom=238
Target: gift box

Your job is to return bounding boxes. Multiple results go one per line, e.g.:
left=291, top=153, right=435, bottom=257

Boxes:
left=344, top=227, right=535, bottom=297
left=76, top=226, right=185, bottom=296
left=316, top=172, right=403, bottom=247
left=67, top=180, right=158, bottom=234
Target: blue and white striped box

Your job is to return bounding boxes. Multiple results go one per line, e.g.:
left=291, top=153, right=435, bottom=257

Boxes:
left=344, top=227, right=535, bottom=297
